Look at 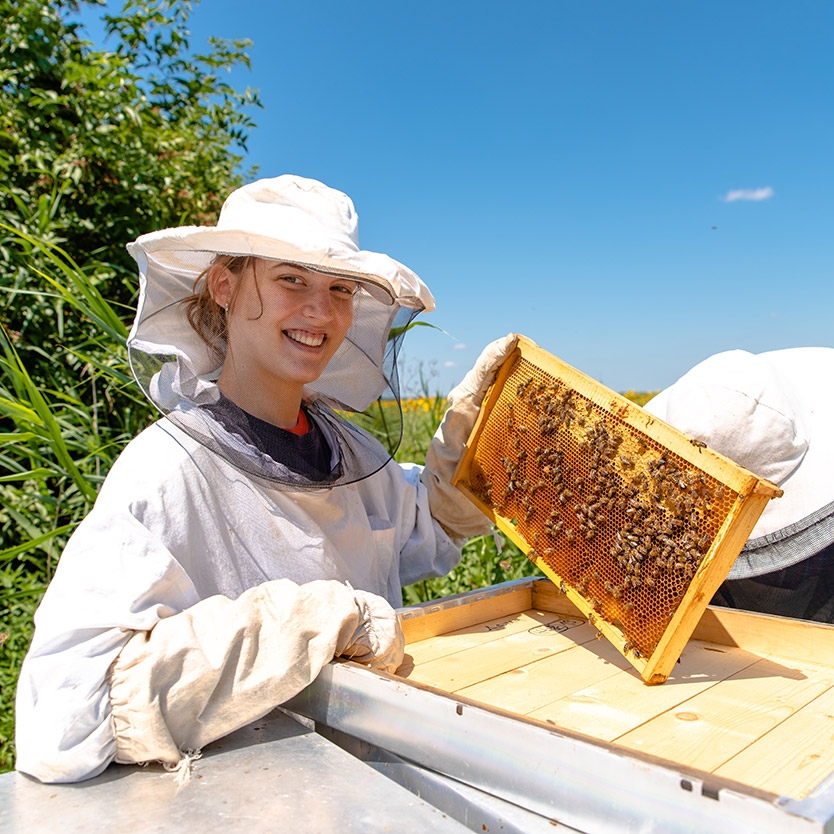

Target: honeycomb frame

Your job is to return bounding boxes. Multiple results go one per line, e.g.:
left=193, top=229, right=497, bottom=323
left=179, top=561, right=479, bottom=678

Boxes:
left=452, top=336, right=783, bottom=684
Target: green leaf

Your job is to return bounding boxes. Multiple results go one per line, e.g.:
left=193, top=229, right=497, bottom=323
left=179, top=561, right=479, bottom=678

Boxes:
left=0, top=524, right=76, bottom=564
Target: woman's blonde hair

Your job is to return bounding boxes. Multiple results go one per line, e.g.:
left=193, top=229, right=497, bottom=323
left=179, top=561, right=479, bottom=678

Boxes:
left=182, top=255, right=254, bottom=365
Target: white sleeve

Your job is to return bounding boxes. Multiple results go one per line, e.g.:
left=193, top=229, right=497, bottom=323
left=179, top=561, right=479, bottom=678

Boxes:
left=394, top=462, right=466, bottom=587
left=421, top=334, right=518, bottom=538
left=15, top=498, right=403, bottom=783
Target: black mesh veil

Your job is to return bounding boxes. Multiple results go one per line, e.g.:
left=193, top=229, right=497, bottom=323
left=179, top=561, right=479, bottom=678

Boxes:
left=127, top=247, right=426, bottom=489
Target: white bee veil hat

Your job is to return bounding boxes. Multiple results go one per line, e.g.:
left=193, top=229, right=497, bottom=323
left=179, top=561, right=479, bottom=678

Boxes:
left=127, top=175, right=435, bottom=411
left=644, top=348, right=834, bottom=578
left=125, top=175, right=436, bottom=487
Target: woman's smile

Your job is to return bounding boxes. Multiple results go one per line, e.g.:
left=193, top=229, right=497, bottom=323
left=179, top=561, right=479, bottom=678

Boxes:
left=284, top=328, right=327, bottom=348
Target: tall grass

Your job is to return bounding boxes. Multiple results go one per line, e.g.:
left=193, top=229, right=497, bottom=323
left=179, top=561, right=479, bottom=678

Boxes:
left=0, top=228, right=153, bottom=772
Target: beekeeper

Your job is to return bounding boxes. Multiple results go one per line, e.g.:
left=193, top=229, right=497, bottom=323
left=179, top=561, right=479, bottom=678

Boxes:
left=15, top=175, right=517, bottom=784
left=644, top=347, right=834, bottom=622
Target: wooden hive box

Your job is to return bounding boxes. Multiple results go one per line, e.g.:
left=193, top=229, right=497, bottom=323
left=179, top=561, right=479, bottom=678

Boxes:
left=452, top=335, right=783, bottom=683
left=399, top=579, right=834, bottom=807
left=289, top=579, right=834, bottom=833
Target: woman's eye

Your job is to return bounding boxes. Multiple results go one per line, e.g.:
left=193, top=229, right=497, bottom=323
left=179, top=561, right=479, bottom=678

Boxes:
left=332, top=283, right=357, bottom=296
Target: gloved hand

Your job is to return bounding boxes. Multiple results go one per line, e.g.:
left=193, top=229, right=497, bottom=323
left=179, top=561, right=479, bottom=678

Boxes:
left=109, top=578, right=404, bottom=771
left=337, top=588, right=405, bottom=674
left=421, top=333, right=519, bottom=539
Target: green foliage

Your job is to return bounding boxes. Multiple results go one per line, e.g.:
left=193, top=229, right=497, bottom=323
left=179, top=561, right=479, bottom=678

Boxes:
left=345, top=321, right=450, bottom=460
left=348, top=394, right=448, bottom=465
left=402, top=532, right=535, bottom=606
left=0, top=232, right=151, bottom=773
left=0, top=233, right=145, bottom=553
left=1, top=0, right=260, bottom=347
left=0, top=573, right=42, bottom=770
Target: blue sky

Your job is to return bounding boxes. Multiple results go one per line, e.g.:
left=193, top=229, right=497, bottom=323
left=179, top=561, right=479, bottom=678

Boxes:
left=80, top=1, right=833, bottom=395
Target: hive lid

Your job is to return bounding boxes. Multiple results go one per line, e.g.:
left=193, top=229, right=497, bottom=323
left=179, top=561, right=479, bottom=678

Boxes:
left=452, top=336, right=783, bottom=684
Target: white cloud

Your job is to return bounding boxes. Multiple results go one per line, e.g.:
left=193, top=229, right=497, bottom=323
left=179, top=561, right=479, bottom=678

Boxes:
left=452, top=343, right=467, bottom=350
left=444, top=360, right=457, bottom=368
left=722, top=186, right=774, bottom=203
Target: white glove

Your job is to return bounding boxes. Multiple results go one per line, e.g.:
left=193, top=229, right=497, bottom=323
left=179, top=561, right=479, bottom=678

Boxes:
left=338, top=588, right=405, bottom=674
left=421, top=334, right=519, bottom=539
left=109, top=578, right=403, bottom=769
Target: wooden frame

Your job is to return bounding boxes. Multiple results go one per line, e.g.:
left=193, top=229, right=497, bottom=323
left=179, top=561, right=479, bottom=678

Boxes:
left=452, top=336, right=782, bottom=683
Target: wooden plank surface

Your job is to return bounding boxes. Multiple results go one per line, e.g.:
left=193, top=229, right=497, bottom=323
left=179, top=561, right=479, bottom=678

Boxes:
left=714, top=676, right=834, bottom=798
left=613, top=654, right=832, bottom=772
left=692, top=605, right=834, bottom=665
left=459, top=637, right=633, bottom=715
left=527, top=640, right=762, bottom=741
left=402, top=596, right=834, bottom=800
left=400, top=586, right=533, bottom=644
left=403, top=608, right=581, bottom=667
left=405, top=614, right=594, bottom=691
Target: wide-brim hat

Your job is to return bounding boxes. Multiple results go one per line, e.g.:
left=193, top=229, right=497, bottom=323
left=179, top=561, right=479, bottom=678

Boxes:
left=644, top=348, right=834, bottom=578
left=126, top=175, right=436, bottom=413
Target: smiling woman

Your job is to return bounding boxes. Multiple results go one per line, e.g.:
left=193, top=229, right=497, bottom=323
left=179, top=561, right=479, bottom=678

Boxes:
left=203, top=260, right=358, bottom=428
left=14, top=174, right=519, bottom=785
left=125, top=175, right=438, bottom=488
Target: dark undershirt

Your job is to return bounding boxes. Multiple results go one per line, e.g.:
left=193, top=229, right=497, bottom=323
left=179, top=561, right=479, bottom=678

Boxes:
left=712, top=542, right=834, bottom=623
left=203, top=395, right=333, bottom=481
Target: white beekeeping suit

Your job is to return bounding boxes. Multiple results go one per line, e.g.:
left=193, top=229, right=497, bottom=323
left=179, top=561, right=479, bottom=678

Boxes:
left=15, top=175, right=517, bottom=784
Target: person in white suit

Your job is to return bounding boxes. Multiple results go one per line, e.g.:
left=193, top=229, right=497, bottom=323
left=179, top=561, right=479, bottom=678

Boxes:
left=15, top=174, right=516, bottom=783
left=645, top=347, right=834, bottom=622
